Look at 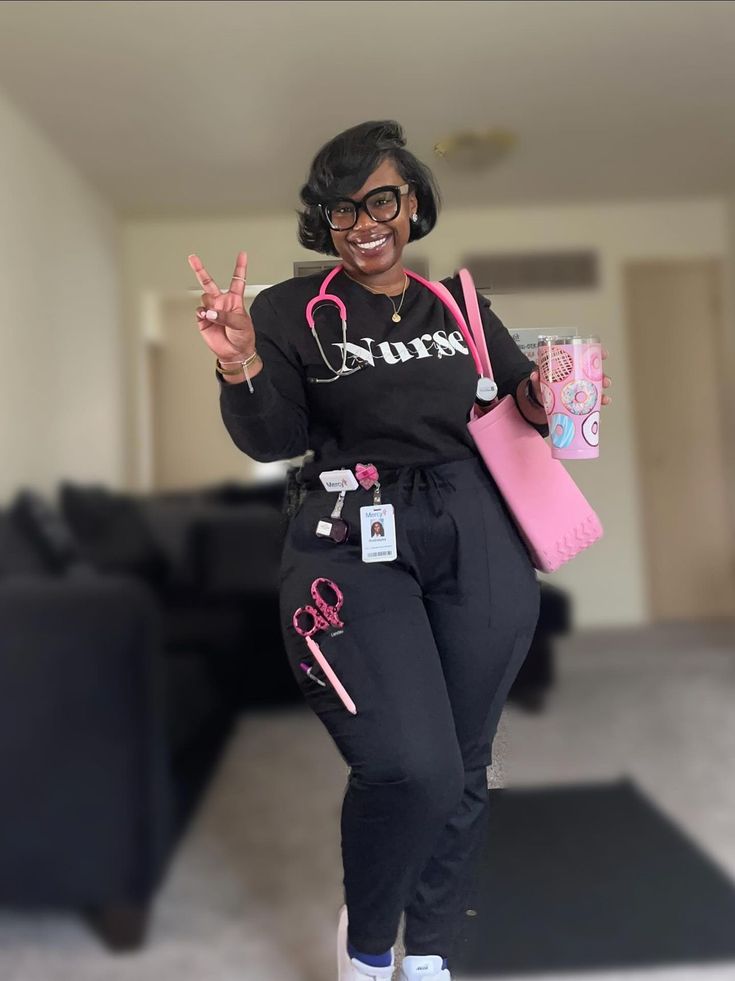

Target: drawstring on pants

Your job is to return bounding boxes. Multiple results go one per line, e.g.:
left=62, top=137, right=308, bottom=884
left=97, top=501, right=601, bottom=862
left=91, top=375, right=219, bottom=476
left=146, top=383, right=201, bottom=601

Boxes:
left=392, top=465, right=456, bottom=518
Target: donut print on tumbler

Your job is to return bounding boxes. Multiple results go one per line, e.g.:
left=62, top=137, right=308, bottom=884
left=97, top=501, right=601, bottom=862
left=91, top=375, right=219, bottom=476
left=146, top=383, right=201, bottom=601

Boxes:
left=561, top=379, right=598, bottom=416
left=582, top=411, right=600, bottom=447
left=539, top=345, right=574, bottom=384
left=583, top=347, right=604, bottom=381
left=540, top=381, right=555, bottom=414
left=537, top=334, right=602, bottom=459
left=551, top=412, right=575, bottom=449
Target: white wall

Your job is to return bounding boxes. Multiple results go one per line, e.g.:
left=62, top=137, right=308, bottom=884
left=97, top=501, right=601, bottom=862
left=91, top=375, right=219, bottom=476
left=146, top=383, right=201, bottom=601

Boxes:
left=122, top=198, right=729, bottom=629
left=0, top=86, right=123, bottom=506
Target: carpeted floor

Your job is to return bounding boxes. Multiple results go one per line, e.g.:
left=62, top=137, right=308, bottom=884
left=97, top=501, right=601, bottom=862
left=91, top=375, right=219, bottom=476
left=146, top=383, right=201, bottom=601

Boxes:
left=1, top=620, right=734, bottom=981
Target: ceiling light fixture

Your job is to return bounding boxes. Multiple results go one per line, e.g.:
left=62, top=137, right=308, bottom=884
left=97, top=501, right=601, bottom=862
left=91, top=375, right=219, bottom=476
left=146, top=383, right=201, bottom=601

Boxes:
left=433, top=128, right=517, bottom=171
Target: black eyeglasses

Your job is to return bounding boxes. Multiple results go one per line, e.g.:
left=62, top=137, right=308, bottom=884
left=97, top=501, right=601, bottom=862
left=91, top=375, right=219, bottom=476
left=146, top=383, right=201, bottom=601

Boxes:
left=320, top=183, right=410, bottom=231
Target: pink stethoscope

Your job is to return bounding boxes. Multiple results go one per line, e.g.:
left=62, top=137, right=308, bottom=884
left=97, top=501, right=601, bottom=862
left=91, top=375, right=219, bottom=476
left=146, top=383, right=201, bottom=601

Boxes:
left=305, top=265, right=494, bottom=399
left=304, top=265, right=358, bottom=382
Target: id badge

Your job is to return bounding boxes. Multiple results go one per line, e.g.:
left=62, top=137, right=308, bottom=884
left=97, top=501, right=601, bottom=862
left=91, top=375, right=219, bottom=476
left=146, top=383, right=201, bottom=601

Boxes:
left=359, top=504, right=397, bottom=563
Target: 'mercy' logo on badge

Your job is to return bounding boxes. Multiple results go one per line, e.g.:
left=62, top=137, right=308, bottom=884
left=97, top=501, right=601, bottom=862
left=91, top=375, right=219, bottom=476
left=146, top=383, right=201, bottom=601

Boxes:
left=331, top=330, right=469, bottom=370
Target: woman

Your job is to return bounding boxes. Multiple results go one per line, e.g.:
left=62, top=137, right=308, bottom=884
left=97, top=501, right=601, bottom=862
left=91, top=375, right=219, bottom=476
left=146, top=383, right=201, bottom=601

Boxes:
left=188, top=120, right=611, bottom=981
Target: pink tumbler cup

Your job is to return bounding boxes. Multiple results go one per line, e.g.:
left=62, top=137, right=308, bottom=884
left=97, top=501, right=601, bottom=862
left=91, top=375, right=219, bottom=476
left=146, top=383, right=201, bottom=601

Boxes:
left=537, top=335, right=602, bottom=460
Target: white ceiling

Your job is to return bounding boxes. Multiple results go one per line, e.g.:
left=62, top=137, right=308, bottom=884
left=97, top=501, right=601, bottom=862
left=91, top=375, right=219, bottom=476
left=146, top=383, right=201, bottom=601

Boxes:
left=1, top=0, right=734, bottom=216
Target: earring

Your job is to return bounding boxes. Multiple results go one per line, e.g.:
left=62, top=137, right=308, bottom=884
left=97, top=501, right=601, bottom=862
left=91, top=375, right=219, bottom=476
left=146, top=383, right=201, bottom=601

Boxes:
left=411, top=213, right=419, bottom=224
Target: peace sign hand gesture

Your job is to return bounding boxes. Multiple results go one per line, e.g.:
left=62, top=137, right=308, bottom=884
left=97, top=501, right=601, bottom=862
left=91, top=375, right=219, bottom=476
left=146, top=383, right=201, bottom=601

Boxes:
left=187, top=251, right=257, bottom=365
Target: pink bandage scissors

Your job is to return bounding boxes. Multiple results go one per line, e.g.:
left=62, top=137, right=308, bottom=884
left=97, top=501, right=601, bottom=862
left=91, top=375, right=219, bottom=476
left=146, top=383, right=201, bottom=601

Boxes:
left=292, top=578, right=357, bottom=715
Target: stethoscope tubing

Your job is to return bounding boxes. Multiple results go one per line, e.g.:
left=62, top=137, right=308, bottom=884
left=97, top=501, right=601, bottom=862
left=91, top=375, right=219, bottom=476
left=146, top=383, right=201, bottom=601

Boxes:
left=304, top=264, right=488, bottom=382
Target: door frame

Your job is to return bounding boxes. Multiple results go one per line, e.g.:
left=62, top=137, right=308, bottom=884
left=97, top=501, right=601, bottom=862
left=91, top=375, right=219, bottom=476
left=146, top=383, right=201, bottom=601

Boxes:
left=135, top=286, right=270, bottom=492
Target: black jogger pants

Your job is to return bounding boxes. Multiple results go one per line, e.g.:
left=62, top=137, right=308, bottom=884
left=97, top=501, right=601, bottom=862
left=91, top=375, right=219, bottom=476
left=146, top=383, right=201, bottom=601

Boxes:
left=278, top=455, right=540, bottom=960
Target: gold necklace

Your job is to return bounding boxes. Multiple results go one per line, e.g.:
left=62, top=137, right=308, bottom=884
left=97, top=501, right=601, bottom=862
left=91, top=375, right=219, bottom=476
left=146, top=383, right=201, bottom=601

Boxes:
left=345, top=271, right=409, bottom=323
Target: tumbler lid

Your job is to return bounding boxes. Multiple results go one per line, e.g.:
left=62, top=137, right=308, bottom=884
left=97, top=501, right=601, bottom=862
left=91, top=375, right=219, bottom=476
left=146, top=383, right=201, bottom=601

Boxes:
left=538, top=333, right=600, bottom=345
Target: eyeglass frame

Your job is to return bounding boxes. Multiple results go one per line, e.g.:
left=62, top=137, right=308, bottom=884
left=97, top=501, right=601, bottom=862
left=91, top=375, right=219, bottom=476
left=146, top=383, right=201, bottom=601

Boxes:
left=319, top=183, right=412, bottom=231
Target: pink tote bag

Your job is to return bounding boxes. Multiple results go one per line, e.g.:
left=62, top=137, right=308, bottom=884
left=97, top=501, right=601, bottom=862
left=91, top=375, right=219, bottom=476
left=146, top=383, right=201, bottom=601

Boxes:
left=405, top=268, right=603, bottom=573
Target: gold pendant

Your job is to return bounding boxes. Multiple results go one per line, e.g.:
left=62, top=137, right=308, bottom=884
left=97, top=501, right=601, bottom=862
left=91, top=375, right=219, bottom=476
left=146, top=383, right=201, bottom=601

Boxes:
left=392, top=313, right=401, bottom=323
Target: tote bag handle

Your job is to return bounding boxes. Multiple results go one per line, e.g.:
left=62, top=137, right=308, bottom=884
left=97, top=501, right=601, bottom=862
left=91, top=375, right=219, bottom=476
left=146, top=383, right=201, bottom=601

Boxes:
left=404, top=268, right=493, bottom=380
left=457, top=268, right=494, bottom=381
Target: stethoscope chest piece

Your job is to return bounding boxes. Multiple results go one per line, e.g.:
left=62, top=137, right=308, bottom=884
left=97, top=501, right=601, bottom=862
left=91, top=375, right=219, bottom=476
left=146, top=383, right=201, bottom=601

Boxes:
left=475, top=376, right=498, bottom=405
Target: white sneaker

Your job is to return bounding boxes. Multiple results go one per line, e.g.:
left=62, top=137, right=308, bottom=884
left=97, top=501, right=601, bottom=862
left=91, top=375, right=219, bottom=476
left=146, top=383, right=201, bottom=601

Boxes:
left=399, top=953, right=451, bottom=980
left=337, top=904, right=395, bottom=980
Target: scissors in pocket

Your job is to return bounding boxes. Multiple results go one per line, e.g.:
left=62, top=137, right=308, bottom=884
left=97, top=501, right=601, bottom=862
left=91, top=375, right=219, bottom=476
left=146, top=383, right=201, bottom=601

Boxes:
left=292, top=578, right=357, bottom=715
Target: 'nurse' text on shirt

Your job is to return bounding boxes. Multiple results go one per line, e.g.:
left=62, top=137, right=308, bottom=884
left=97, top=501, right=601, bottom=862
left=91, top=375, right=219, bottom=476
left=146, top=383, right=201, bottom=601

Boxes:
left=334, top=330, right=469, bottom=369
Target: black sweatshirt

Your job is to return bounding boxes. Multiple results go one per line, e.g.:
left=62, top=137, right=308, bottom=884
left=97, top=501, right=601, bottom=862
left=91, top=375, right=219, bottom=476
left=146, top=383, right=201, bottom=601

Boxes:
left=217, top=270, right=547, bottom=484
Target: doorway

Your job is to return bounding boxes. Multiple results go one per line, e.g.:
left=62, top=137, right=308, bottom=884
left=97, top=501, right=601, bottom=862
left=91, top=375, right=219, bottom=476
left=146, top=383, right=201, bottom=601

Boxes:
left=143, top=288, right=270, bottom=492
left=623, top=259, right=735, bottom=620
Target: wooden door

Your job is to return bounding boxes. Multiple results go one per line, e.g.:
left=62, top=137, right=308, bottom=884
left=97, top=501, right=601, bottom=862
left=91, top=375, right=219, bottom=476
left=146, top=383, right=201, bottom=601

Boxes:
left=623, top=260, right=735, bottom=620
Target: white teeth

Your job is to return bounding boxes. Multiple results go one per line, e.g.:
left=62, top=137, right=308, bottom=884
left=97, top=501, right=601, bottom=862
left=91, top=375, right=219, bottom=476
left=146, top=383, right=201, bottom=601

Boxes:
left=354, top=237, right=388, bottom=251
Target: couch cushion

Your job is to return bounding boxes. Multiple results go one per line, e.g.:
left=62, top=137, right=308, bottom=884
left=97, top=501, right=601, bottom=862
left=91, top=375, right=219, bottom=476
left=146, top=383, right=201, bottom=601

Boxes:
left=59, top=483, right=170, bottom=587
left=137, top=498, right=203, bottom=590
left=0, top=510, right=50, bottom=577
left=9, top=490, right=89, bottom=574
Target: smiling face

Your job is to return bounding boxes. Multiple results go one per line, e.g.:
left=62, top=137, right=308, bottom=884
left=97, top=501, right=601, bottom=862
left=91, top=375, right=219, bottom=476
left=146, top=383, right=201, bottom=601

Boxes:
left=328, top=157, right=418, bottom=286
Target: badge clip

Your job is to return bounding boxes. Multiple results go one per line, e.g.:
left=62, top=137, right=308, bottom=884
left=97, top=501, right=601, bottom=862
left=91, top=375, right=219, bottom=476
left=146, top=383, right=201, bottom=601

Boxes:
left=315, top=489, right=350, bottom=543
left=319, top=469, right=359, bottom=493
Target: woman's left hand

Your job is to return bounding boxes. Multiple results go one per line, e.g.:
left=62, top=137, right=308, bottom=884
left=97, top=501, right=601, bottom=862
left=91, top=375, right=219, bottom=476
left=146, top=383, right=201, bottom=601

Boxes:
left=529, top=347, right=612, bottom=407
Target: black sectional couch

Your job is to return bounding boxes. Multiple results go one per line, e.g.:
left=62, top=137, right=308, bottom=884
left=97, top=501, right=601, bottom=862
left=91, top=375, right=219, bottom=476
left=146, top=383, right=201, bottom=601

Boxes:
left=0, top=479, right=295, bottom=950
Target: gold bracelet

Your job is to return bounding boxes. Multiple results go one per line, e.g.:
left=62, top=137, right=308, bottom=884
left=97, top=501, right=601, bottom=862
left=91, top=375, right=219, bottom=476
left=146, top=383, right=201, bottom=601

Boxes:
left=216, top=353, right=259, bottom=373
left=215, top=353, right=261, bottom=393
left=217, top=351, right=258, bottom=369
left=219, top=351, right=258, bottom=367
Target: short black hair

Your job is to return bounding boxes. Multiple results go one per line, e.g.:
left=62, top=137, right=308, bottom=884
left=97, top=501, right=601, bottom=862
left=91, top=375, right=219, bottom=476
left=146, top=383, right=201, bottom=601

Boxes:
left=297, top=120, right=441, bottom=256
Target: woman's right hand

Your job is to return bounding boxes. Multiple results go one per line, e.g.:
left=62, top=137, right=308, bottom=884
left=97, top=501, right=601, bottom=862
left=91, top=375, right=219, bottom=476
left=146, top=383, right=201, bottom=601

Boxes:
left=187, top=251, right=256, bottom=362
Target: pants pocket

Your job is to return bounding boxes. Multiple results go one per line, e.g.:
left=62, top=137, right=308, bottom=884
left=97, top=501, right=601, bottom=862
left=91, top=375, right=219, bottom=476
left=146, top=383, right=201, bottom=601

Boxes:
left=285, top=610, right=383, bottom=718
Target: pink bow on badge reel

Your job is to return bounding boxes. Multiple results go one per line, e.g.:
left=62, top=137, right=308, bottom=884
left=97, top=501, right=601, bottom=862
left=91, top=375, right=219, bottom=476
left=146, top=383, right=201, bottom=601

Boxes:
left=355, top=463, right=379, bottom=490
